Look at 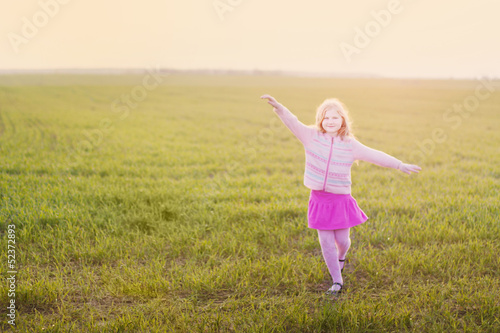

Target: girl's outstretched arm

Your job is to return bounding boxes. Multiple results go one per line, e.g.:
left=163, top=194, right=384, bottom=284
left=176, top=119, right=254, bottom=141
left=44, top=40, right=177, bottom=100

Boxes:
left=398, top=163, right=422, bottom=175
left=260, top=94, right=314, bottom=145
left=352, top=138, right=421, bottom=175
left=260, top=94, right=282, bottom=113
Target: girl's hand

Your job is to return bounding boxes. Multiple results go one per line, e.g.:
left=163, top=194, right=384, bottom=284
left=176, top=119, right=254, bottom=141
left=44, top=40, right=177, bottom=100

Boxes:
left=260, top=94, right=283, bottom=112
left=398, top=163, right=422, bottom=175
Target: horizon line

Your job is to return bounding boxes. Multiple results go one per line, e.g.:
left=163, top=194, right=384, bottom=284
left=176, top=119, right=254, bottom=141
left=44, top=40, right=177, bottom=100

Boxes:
left=0, top=67, right=497, bottom=81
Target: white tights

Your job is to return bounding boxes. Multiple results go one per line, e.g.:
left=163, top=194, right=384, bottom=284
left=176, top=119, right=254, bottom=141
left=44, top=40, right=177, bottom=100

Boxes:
left=317, top=228, right=351, bottom=285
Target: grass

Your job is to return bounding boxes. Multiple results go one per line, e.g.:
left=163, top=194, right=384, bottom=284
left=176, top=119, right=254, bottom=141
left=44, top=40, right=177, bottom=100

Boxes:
left=0, top=73, right=499, bottom=332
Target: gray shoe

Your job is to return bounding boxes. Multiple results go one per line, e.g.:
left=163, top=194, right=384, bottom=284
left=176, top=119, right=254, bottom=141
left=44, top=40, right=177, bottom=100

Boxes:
left=325, top=282, right=343, bottom=295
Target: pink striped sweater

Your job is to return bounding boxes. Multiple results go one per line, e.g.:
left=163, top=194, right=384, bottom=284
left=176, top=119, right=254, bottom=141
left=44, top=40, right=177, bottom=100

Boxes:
left=275, top=106, right=402, bottom=194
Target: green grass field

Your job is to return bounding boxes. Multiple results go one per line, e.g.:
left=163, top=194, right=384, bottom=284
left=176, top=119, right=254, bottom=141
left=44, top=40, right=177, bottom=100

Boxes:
left=0, top=73, right=499, bottom=332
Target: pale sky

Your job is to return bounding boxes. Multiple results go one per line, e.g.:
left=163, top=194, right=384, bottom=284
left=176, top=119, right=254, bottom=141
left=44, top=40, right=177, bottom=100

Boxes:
left=1, top=0, right=499, bottom=78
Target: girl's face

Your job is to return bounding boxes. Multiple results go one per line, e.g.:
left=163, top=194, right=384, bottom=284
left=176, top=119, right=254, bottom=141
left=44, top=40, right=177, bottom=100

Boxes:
left=321, top=109, right=343, bottom=136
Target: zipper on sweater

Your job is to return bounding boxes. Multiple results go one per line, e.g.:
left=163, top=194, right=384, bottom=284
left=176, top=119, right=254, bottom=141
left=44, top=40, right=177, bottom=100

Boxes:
left=322, top=136, right=334, bottom=191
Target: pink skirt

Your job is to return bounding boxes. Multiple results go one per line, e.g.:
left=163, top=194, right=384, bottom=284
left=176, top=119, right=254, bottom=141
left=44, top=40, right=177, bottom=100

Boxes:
left=307, top=190, right=368, bottom=230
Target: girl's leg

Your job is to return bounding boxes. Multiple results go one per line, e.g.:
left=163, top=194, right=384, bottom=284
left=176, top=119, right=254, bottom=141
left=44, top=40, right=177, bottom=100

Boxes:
left=317, top=230, right=343, bottom=286
left=334, top=227, right=351, bottom=271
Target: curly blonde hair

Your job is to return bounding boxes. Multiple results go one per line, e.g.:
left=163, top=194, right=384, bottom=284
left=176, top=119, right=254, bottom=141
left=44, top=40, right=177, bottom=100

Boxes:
left=314, top=98, right=354, bottom=139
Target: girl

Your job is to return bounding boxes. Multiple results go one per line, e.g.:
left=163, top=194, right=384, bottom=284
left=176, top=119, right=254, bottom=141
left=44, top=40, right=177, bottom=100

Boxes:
left=260, top=94, right=421, bottom=295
